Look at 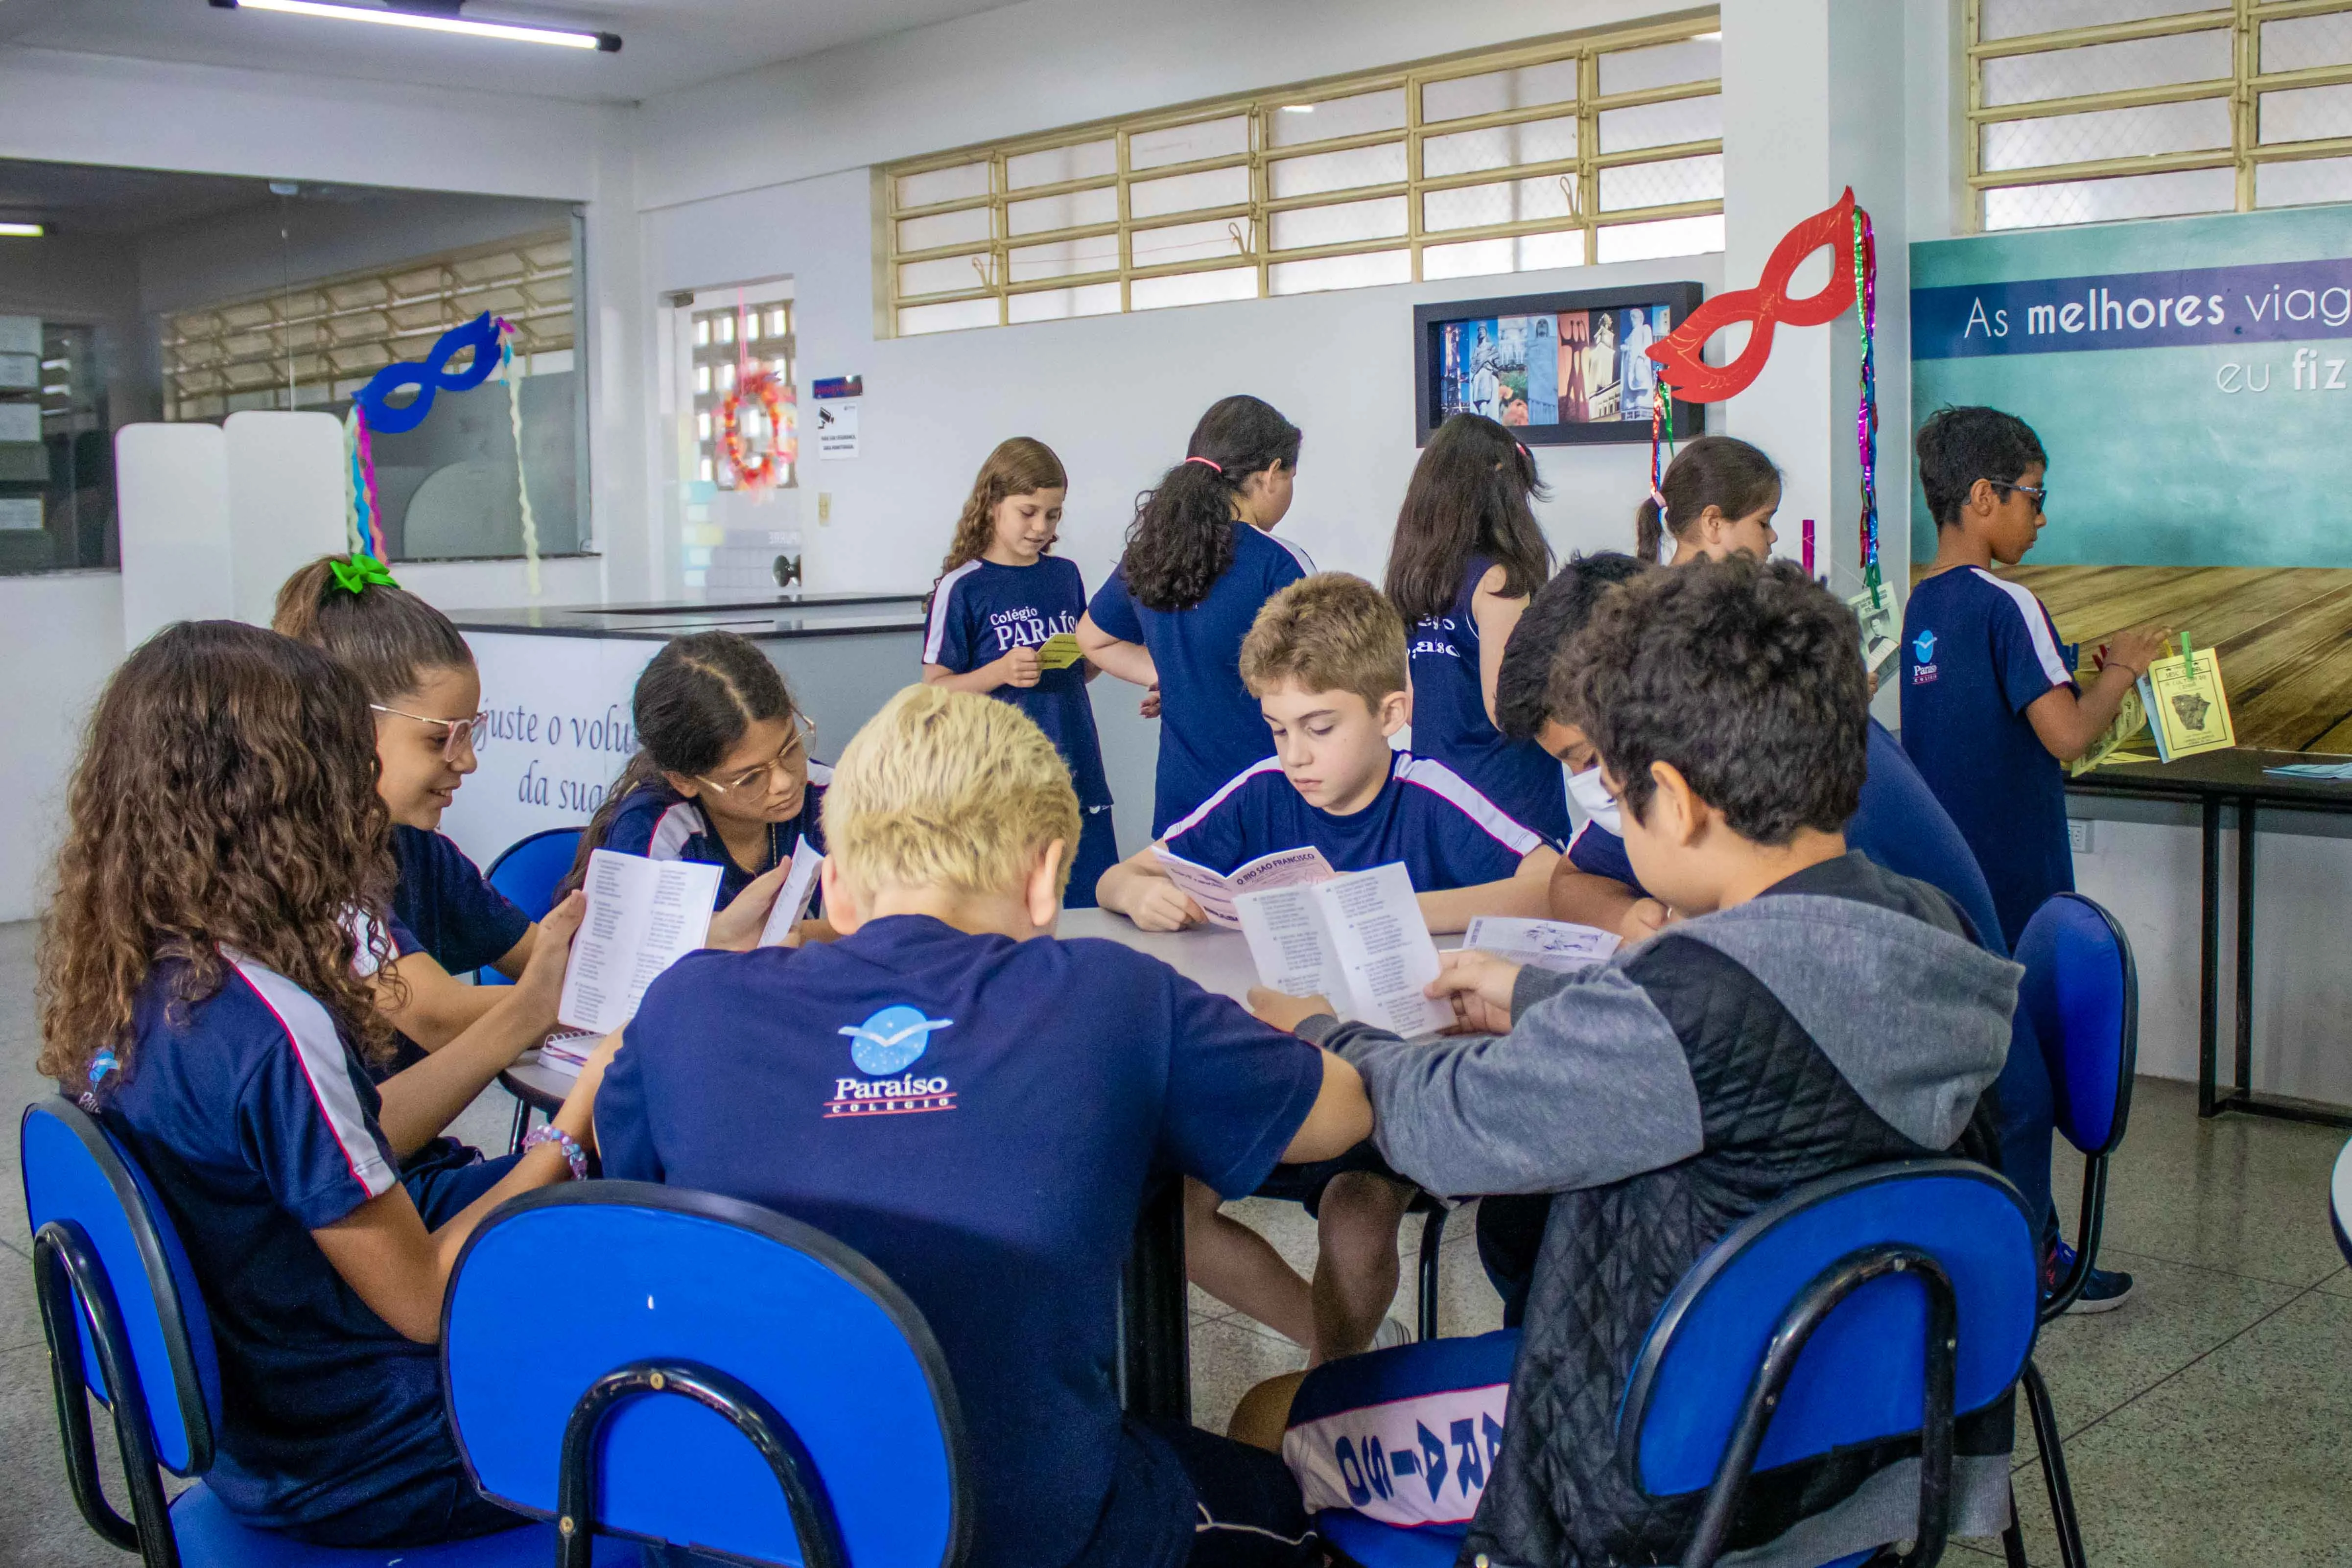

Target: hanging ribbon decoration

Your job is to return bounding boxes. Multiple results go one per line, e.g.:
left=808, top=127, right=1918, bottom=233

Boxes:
left=1642, top=186, right=1878, bottom=594
left=492, top=317, right=542, bottom=598
left=1647, top=371, right=1679, bottom=562
left=343, top=406, right=380, bottom=559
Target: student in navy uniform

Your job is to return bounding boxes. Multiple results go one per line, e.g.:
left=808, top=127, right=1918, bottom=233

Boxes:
left=276, top=556, right=596, bottom=1224
left=922, top=437, right=1119, bottom=906
left=597, top=683, right=1370, bottom=1568
left=572, top=630, right=828, bottom=928
left=1634, top=432, right=1783, bottom=566
left=1099, top=574, right=1555, bottom=1365
left=1079, top=395, right=1314, bottom=834
left=38, top=621, right=616, bottom=1548
left=1383, top=412, right=1565, bottom=843
left=1904, top=405, right=2167, bottom=1312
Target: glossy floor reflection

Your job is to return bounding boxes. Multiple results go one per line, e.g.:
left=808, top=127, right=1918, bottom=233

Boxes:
left=4, top=911, right=2349, bottom=1568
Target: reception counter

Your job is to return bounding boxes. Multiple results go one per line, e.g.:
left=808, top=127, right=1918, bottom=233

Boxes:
left=437, top=592, right=928, bottom=868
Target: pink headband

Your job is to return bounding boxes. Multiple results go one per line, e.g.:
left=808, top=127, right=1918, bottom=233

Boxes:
left=1184, top=455, right=1224, bottom=474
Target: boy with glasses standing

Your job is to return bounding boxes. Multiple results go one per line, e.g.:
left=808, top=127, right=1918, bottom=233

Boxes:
left=1903, top=405, right=2168, bottom=1311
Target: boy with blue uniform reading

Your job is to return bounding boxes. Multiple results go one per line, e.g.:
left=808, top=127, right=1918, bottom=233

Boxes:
left=1097, top=573, right=1556, bottom=1368
left=595, top=684, right=1371, bottom=1568
left=1901, top=404, right=2167, bottom=1311
left=1241, top=559, right=2021, bottom=1567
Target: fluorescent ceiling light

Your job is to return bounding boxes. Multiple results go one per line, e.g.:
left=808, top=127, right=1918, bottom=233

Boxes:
left=1695, top=30, right=1721, bottom=41
left=0, top=222, right=44, bottom=237
left=211, top=0, right=621, bottom=52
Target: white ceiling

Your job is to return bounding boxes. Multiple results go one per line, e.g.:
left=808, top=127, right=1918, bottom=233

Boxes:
left=0, top=0, right=1034, bottom=104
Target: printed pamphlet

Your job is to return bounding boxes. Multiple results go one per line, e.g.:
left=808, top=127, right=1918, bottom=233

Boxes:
left=2137, top=645, right=2234, bottom=762
left=1036, top=632, right=1083, bottom=671
left=1848, top=586, right=1899, bottom=677
left=557, top=850, right=723, bottom=1035
left=1153, top=843, right=1335, bottom=929
left=1462, top=916, right=1620, bottom=972
left=1234, top=863, right=1451, bottom=1038
left=758, top=838, right=826, bottom=946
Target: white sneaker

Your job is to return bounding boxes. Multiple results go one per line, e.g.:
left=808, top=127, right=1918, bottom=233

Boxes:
left=1371, top=1315, right=1414, bottom=1351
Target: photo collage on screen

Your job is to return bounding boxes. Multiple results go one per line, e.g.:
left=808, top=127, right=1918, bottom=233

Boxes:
left=1438, top=304, right=1673, bottom=428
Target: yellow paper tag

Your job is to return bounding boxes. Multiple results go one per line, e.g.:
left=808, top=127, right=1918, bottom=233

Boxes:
left=2143, top=649, right=2235, bottom=760
left=1035, top=632, right=1083, bottom=672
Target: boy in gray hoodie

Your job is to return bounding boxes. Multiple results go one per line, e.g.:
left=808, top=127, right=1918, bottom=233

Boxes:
left=1250, top=558, right=2023, bottom=1568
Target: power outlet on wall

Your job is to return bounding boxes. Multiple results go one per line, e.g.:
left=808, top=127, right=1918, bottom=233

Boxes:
left=2068, top=818, right=2095, bottom=854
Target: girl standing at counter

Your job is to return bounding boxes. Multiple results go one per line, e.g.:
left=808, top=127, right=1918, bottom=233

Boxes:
left=921, top=437, right=1119, bottom=905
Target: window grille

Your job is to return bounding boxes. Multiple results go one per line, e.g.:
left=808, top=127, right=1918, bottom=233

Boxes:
left=1968, top=0, right=2352, bottom=231
left=880, top=12, right=1723, bottom=336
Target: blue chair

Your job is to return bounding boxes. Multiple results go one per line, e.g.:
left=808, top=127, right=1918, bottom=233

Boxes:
left=442, top=1180, right=968, bottom=1568
left=2331, top=1137, right=2352, bottom=1268
left=18, top=1097, right=623, bottom=1568
left=1313, top=1160, right=2039, bottom=1568
left=476, top=826, right=587, bottom=987
left=1998, top=891, right=2138, bottom=1568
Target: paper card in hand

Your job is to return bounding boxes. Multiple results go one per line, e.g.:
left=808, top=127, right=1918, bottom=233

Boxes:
left=758, top=838, right=825, bottom=946
left=1235, top=863, right=1450, bottom=1038
left=1035, top=632, right=1083, bottom=671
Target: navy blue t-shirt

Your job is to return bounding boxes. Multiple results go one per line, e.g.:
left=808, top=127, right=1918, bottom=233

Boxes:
left=1164, top=750, right=1542, bottom=890
left=390, top=825, right=529, bottom=976
left=1086, top=522, right=1314, bottom=835
left=596, top=915, right=1327, bottom=1568
left=1566, top=815, right=1642, bottom=892
left=925, top=556, right=1113, bottom=809
left=96, top=955, right=455, bottom=1532
left=1405, top=557, right=1571, bottom=845
left=598, top=767, right=830, bottom=908
left=1901, top=566, right=2075, bottom=946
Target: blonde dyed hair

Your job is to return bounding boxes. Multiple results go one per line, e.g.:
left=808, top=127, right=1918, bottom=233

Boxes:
left=824, top=683, right=1082, bottom=898
left=1239, top=572, right=1409, bottom=712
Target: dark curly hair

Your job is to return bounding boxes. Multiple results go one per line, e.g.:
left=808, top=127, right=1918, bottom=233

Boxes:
left=1384, top=412, right=1551, bottom=625
left=1915, top=405, right=2046, bottom=527
left=1120, top=395, right=1301, bottom=611
left=38, top=621, right=399, bottom=1087
left=1560, top=557, right=1867, bottom=844
left=1493, top=551, right=1649, bottom=740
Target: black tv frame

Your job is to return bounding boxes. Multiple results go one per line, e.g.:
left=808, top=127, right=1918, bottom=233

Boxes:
left=1412, top=281, right=1707, bottom=447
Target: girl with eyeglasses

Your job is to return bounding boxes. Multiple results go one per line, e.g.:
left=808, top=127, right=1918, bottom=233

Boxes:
left=571, top=631, right=831, bottom=930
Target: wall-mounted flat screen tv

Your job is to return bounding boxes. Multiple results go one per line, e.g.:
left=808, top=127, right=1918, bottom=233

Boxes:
left=1413, top=281, right=1705, bottom=446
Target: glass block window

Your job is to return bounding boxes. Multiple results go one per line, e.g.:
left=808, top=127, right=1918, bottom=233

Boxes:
left=1969, top=0, right=2352, bottom=231
left=689, top=294, right=796, bottom=490
left=881, top=14, right=1722, bottom=336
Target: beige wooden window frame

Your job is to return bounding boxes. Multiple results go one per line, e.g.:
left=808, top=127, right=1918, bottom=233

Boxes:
left=161, top=229, right=576, bottom=422
left=1966, top=0, right=2352, bottom=229
left=877, top=9, right=1722, bottom=337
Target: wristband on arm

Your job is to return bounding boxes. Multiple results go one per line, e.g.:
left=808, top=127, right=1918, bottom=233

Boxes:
left=522, top=1125, right=588, bottom=1182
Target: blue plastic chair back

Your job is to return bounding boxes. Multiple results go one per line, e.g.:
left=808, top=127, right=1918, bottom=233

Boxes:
left=2332, top=1138, right=2352, bottom=1269
left=1619, top=1159, right=2037, bottom=1500
left=443, top=1182, right=966, bottom=1568
left=477, top=827, right=584, bottom=985
left=20, top=1099, right=222, bottom=1476
left=2016, top=892, right=2138, bottom=1157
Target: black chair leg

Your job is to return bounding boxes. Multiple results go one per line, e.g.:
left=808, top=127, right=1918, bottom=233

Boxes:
left=2023, top=1359, right=2088, bottom=1568
left=1416, top=1204, right=1447, bottom=1342
left=1999, top=1482, right=2031, bottom=1568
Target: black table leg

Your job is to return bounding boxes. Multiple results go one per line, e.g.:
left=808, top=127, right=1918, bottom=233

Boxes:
left=2198, top=794, right=2221, bottom=1118
left=2234, top=795, right=2257, bottom=1110
left=1120, top=1181, right=1191, bottom=1423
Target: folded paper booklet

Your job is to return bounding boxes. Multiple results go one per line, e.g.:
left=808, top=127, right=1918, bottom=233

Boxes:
left=2070, top=681, right=2149, bottom=777
left=757, top=838, right=826, bottom=947
left=1035, top=632, right=1084, bottom=672
left=2137, top=643, right=2234, bottom=762
left=1848, top=586, right=1900, bottom=678
left=1153, top=843, right=1335, bottom=929
left=557, top=849, right=723, bottom=1036
left=1462, top=916, right=1620, bottom=972
left=1234, top=862, right=1451, bottom=1038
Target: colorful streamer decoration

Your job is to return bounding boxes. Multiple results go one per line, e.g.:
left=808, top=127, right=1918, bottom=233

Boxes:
left=343, top=407, right=380, bottom=560
left=1852, top=204, right=1883, bottom=609
left=492, top=317, right=542, bottom=598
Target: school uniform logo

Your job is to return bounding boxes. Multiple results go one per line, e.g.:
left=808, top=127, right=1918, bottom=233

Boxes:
left=1910, top=628, right=1939, bottom=685
left=828, top=1006, right=958, bottom=1118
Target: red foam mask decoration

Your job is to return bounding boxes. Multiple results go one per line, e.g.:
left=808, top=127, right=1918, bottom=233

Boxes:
left=1645, top=186, right=1858, bottom=402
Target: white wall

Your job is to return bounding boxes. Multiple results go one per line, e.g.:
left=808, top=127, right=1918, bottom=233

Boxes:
left=0, top=573, right=124, bottom=924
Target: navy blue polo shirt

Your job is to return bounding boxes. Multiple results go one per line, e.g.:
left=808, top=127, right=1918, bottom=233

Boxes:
left=596, top=915, right=1327, bottom=1568
left=96, top=955, right=457, bottom=1533
left=597, top=767, right=830, bottom=908
left=1086, top=522, right=1314, bottom=835
left=1566, top=816, right=1642, bottom=893
left=925, top=556, right=1113, bottom=809
left=1163, top=751, right=1542, bottom=890
left=1405, top=557, right=1571, bottom=845
left=1901, top=566, right=2075, bottom=946
left=390, top=826, right=529, bottom=976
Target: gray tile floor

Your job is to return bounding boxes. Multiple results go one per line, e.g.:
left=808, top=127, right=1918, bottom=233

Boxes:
left=4, top=913, right=2350, bottom=1567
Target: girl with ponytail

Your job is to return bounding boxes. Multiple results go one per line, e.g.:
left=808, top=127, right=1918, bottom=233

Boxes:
left=1382, top=412, right=1565, bottom=843
left=921, top=437, right=1120, bottom=905
left=1077, top=394, right=1312, bottom=837
left=1634, top=434, right=1783, bottom=564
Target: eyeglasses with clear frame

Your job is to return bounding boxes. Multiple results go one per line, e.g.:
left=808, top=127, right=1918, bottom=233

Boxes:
left=369, top=704, right=488, bottom=761
left=696, top=713, right=817, bottom=796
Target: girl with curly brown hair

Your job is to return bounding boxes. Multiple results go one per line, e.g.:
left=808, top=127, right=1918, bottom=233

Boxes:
left=36, top=620, right=616, bottom=1547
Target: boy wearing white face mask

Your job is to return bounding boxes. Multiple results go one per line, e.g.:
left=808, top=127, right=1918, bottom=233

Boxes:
left=1493, top=552, right=1674, bottom=945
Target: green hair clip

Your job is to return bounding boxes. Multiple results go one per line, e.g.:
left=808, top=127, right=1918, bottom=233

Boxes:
left=329, top=554, right=399, bottom=595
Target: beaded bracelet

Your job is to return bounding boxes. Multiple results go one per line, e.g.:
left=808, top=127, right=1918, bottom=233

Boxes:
left=523, top=1125, right=588, bottom=1182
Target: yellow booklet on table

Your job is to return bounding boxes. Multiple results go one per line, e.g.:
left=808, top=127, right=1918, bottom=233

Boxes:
left=2137, top=638, right=2234, bottom=761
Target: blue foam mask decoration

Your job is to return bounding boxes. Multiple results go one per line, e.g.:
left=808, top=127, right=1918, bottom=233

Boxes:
left=353, top=311, right=504, bottom=435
